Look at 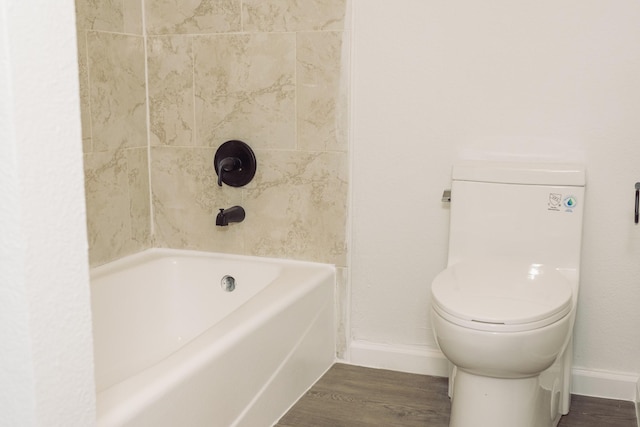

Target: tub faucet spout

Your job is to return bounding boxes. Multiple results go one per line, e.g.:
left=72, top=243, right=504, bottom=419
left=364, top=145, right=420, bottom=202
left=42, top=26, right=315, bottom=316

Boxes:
left=216, top=206, right=245, bottom=226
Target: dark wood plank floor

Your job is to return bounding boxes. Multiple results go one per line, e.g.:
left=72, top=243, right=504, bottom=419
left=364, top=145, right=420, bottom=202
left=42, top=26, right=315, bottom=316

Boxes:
left=276, top=363, right=637, bottom=427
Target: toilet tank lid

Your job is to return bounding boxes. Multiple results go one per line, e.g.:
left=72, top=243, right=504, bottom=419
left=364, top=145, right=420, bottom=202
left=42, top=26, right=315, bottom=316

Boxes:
left=452, top=161, right=585, bottom=186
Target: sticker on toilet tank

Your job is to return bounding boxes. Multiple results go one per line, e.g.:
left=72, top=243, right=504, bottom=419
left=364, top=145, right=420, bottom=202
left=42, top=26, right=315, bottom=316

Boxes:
left=563, top=196, right=577, bottom=212
left=548, top=193, right=562, bottom=211
left=548, top=194, right=577, bottom=212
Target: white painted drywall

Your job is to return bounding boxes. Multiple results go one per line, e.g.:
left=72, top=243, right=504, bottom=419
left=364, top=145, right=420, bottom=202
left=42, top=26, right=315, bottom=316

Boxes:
left=0, top=0, right=96, bottom=425
left=350, top=0, right=640, bottom=380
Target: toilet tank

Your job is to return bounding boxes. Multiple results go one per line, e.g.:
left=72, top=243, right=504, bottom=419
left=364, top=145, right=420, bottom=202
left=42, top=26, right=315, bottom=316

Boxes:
left=447, top=161, right=586, bottom=269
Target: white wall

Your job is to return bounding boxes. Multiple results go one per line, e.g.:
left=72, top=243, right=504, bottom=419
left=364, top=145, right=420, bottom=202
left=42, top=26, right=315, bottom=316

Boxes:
left=350, top=0, right=640, bottom=396
left=0, top=0, right=96, bottom=424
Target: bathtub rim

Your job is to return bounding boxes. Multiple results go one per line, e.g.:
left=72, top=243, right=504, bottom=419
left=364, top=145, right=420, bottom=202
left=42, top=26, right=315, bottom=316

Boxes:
left=90, top=247, right=335, bottom=280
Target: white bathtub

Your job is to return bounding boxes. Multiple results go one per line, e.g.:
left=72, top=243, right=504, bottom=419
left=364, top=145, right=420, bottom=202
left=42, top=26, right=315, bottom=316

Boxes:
left=90, top=248, right=336, bottom=427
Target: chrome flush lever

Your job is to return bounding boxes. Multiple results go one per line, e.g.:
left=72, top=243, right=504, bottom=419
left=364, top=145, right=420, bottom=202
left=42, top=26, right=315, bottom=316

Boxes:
left=635, top=182, right=640, bottom=224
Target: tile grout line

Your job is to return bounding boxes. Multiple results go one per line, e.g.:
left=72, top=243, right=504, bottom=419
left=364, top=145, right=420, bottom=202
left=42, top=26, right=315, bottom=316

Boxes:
left=191, top=35, right=197, bottom=148
left=140, top=0, right=155, bottom=237
left=294, top=31, right=298, bottom=151
left=84, top=29, right=94, bottom=154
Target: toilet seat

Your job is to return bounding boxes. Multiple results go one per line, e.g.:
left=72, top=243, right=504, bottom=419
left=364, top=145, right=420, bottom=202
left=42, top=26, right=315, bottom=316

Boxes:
left=431, top=258, right=572, bottom=333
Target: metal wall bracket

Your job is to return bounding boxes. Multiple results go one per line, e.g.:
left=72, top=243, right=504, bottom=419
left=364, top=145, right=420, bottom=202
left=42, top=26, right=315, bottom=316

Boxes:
left=635, top=182, right=639, bottom=224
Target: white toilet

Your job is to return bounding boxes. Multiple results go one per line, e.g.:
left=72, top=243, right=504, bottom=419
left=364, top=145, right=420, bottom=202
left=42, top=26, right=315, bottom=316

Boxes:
left=431, top=161, right=585, bottom=427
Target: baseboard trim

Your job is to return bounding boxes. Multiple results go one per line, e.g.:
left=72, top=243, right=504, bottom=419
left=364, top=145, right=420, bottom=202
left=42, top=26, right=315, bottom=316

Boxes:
left=571, top=368, right=639, bottom=402
left=347, top=340, right=639, bottom=403
left=348, top=340, right=449, bottom=377
left=635, top=377, right=639, bottom=427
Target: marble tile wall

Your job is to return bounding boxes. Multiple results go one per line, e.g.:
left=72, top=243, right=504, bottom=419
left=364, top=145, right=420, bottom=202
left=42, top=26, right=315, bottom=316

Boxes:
left=76, top=0, right=348, bottom=357
left=146, top=0, right=349, bottom=267
left=76, top=0, right=151, bottom=266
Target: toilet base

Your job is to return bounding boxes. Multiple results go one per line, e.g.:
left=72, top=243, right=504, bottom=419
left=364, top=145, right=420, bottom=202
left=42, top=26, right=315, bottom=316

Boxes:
left=449, top=369, right=562, bottom=427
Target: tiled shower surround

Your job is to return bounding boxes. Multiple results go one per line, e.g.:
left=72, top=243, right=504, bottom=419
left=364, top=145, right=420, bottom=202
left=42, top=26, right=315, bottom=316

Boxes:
left=77, top=0, right=348, bottom=270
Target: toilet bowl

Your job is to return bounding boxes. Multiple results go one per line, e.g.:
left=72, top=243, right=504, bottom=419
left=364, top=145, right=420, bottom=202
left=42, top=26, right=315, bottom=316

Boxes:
left=432, top=258, right=574, bottom=377
left=431, top=161, right=585, bottom=427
